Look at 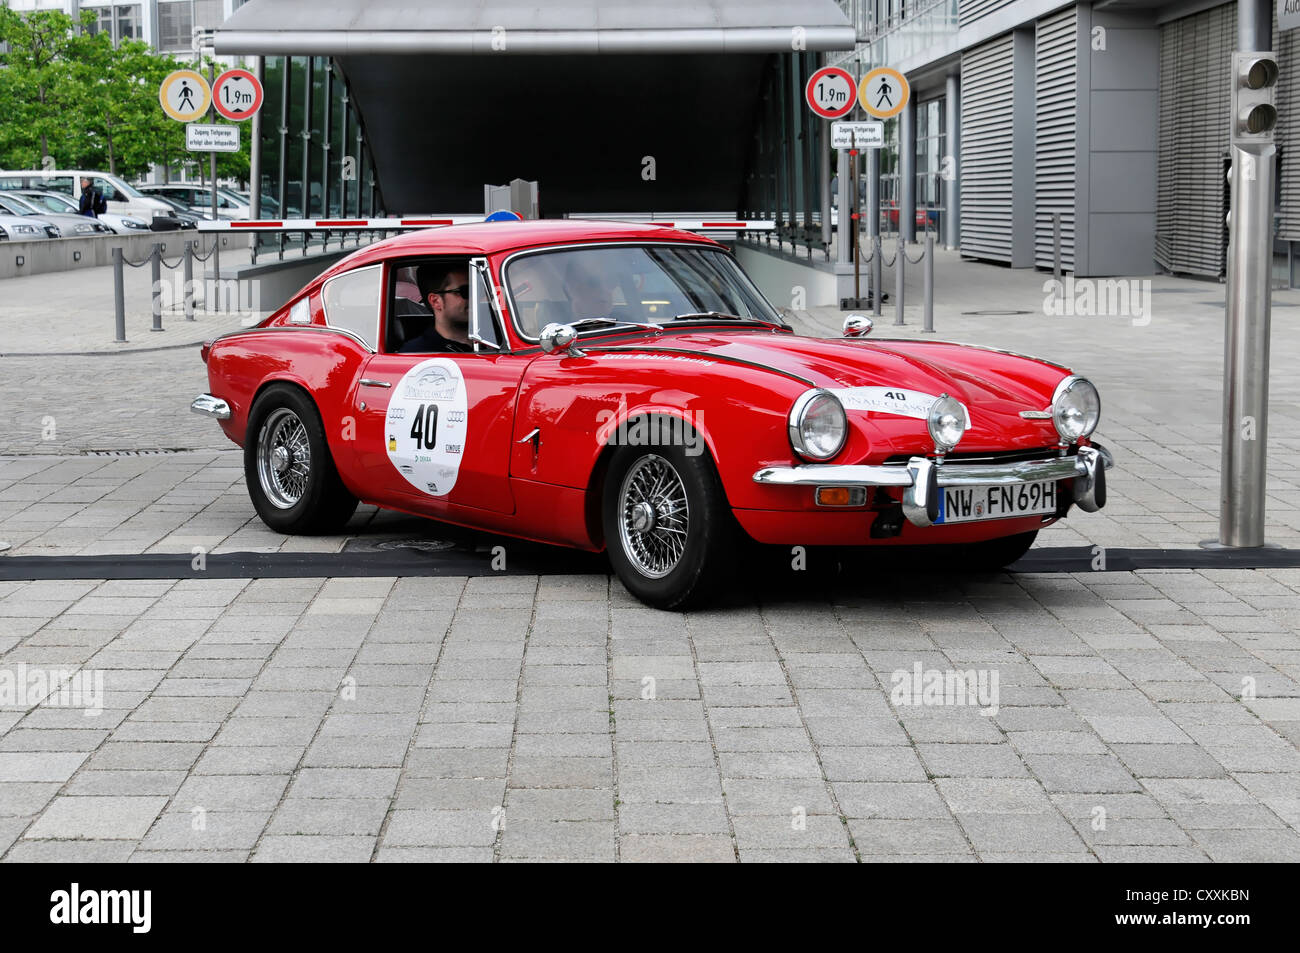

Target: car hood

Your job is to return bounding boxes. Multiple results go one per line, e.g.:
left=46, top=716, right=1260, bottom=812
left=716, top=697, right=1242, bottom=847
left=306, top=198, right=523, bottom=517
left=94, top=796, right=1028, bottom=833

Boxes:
left=589, top=328, right=1075, bottom=450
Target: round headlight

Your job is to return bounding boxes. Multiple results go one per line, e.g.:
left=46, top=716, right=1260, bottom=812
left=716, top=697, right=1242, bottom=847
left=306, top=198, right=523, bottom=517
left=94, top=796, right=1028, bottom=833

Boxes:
left=927, top=394, right=967, bottom=453
left=1051, top=376, right=1101, bottom=442
left=789, top=389, right=847, bottom=461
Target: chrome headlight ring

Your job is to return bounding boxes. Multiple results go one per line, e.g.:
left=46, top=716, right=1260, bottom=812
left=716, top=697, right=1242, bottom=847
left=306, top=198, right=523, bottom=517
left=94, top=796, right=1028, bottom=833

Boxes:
left=927, top=393, right=967, bottom=454
left=1051, top=375, right=1101, bottom=443
left=788, top=388, right=848, bottom=461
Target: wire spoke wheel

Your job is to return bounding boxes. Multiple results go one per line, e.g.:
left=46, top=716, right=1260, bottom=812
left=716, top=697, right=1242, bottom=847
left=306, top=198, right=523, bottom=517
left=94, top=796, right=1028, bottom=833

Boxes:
left=618, top=453, right=690, bottom=579
left=257, top=407, right=312, bottom=509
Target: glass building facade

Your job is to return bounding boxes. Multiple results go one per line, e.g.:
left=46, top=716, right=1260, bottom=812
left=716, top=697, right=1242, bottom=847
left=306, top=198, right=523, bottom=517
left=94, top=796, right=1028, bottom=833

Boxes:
left=256, top=55, right=384, bottom=255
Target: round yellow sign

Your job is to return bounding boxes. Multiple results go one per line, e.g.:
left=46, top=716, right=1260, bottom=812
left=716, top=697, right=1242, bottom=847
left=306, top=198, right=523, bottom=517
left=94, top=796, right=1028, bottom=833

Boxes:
left=859, top=67, right=909, bottom=120
left=159, top=70, right=211, bottom=123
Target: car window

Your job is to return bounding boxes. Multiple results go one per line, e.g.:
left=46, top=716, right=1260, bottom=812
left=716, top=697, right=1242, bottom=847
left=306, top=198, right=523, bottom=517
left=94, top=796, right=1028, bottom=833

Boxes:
left=92, top=178, right=120, bottom=202
left=321, top=264, right=382, bottom=351
left=38, top=177, right=76, bottom=197
left=504, top=244, right=782, bottom=339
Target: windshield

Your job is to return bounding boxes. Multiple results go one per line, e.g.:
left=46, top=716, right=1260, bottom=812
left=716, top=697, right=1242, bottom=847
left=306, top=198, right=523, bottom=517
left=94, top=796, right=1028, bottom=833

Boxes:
left=504, top=244, right=781, bottom=339
left=22, top=193, right=76, bottom=212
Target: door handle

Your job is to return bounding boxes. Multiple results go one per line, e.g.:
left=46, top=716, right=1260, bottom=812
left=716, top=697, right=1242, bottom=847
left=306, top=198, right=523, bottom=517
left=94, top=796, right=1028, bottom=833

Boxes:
left=359, top=379, right=392, bottom=388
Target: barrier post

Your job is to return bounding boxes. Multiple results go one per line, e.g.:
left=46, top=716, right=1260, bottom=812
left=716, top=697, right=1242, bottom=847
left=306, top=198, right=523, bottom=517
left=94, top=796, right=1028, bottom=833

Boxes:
left=872, top=234, right=883, bottom=318
left=894, top=234, right=905, bottom=326
left=113, top=246, right=127, bottom=343
left=923, top=233, right=935, bottom=333
left=183, top=240, right=195, bottom=321
left=150, top=243, right=164, bottom=332
left=1053, top=212, right=1062, bottom=284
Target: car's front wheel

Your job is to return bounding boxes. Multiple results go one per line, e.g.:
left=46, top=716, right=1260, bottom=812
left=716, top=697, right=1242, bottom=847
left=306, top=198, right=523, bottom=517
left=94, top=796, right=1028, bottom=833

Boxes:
left=244, top=384, right=358, bottom=534
left=601, top=441, right=735, bottom=611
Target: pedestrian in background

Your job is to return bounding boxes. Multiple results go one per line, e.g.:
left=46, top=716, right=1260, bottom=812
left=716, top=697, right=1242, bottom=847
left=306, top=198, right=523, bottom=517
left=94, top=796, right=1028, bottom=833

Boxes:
left=78, top=177, right=106, bottom=218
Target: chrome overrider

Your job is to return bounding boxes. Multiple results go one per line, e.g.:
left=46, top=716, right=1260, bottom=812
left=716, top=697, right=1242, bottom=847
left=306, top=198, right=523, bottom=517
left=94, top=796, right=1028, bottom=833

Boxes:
left=191, top=394, right=231, bottom=420
left=753, top=443, right=1113, bottom=528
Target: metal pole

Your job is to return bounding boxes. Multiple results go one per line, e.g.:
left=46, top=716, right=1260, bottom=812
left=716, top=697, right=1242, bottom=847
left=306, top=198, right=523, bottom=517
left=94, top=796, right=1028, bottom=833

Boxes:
left=183, top=240, right=195, bottom=321
left=894, top=234, right=905, bottom=325
left=208, top=62, right=218, bottom=221
left=150, top=243, right=163, bottom=332
left=112, top=246, right=126, bottom=343
left=944, top=73, right=960, bottom=250
left=900, top=94, right=916, bottom=244
left=213, top=237, right=222, bottom=312
left=836, top=147, right=851, bottom=267
left=851, top=141, right=861, bottom=304
left=1219, top=140, right=1275, bottom=547
left=820, top=116, right=832, bottom=256
left=923, top=233, right=935, bottom=333
left=872, top=235, right=882, bottom=317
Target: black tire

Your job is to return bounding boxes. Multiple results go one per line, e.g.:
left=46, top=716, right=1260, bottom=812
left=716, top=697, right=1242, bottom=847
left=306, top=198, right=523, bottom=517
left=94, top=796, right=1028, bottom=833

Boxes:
left=957, top=530, right=1039, bottom=570
left=601, top=440, right=736, bottom=611
left=244, top=384, right=358, bottom=534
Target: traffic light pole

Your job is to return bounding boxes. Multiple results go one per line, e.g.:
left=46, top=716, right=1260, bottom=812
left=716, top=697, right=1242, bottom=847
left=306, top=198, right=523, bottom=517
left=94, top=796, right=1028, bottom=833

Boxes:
left=1216, top=43, right=1277, bottom=548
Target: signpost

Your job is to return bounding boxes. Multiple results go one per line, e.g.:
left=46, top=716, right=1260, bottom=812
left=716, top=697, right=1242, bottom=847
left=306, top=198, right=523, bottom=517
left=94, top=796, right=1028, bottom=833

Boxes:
left=805, top=67, right=857, bottom=119
left=831, top=121, right=884, bottom=149
left=860, top=67, right=910, bottom=120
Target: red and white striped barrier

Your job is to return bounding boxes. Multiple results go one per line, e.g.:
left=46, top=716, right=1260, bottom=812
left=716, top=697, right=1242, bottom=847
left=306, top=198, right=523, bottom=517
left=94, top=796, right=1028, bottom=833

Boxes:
left=196, top=217, right=776, bottom=234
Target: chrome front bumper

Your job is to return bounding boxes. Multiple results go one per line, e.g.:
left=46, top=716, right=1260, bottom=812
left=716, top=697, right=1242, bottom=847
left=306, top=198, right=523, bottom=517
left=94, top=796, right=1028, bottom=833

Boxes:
left=191, top=394, right=231, bottom=420
left=753, top=442, right=1113, bottom=528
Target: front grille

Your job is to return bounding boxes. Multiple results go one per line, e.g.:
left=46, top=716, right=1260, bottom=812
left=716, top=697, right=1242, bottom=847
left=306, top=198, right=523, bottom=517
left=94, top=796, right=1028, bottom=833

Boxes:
left=882, top=447, right=1065, bottom=466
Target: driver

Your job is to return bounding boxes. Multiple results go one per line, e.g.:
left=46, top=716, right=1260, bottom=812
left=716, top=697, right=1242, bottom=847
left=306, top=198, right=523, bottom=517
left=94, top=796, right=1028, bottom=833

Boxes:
left=399, top=263, right=472, bottom=353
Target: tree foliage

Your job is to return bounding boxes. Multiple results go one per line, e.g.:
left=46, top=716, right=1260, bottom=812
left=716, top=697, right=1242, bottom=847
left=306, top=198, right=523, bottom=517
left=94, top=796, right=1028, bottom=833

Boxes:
left=0, top=6, right=249, bottom=184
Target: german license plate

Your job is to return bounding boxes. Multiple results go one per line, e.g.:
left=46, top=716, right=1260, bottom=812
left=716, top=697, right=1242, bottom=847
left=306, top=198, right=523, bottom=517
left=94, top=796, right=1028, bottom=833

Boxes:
left=937, top=480, right=1057, bottom=524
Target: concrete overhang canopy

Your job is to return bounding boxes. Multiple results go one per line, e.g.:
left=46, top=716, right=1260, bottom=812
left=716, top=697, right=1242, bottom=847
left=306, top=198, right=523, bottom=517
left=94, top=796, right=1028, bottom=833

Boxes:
left=215, top=0, right=858, bottom=56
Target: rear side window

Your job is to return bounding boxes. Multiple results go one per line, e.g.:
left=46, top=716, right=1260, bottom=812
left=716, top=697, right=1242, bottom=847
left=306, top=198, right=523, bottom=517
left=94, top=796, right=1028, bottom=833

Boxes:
left=92, top=178, right=120, bottom=201
left=321, top=264, right=382, bottom=350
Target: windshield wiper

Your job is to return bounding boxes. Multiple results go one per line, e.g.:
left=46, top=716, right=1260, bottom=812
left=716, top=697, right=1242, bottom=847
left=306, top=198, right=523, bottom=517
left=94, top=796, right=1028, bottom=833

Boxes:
left=672, top=311, right=780, bottom=326
left=568, top=317, right=664, bottom=333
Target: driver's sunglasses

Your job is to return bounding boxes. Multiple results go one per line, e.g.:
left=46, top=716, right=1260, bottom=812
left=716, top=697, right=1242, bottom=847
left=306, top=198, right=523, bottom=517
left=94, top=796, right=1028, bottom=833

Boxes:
left=437, top=285, right=470, bottom=299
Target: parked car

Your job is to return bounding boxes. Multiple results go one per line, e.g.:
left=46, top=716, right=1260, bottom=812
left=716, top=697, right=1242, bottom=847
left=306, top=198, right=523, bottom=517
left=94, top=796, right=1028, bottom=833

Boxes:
left=138, top=183, right=250, bottom=220
left=11, top=189, right=151, bottom=234
left=0, top=192, right=114, bottom=237
left=0, top=212, right=53, bottom=241
left=191, top=221, right=1111, bottom=609
left=0, top=169, right=173, bottom=220
left=144, top=195, right=200, bottom=231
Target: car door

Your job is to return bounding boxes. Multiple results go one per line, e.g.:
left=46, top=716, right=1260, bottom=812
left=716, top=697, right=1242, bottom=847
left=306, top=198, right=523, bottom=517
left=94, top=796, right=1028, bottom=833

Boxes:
left=347, top=258, right=532, bottom=517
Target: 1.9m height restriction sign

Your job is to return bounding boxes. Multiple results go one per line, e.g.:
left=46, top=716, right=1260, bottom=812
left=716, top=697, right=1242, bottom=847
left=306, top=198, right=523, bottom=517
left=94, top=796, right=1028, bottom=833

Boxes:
left=212, top=68, right=263, bottom=121
left=805, top=66, right=856, bottom=119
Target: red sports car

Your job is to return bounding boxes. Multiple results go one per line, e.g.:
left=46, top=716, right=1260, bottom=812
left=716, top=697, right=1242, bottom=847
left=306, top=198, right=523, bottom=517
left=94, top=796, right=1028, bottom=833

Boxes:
left=193, top=220, right=1111, bottom=609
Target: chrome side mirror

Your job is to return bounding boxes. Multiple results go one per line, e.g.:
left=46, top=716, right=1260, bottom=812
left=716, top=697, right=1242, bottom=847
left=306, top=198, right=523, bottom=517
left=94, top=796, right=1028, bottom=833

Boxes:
left=842, top=314, right=873, bottom=337
left=539, top=322, right=585, bottom=358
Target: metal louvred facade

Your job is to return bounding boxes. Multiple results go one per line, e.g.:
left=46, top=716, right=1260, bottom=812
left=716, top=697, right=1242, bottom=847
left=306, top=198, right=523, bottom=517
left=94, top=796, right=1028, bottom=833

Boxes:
left=959, top=0, right=1019, bottom=30
left=1155, top=3, right=1233, bottom=277
left=960, top=34, right=1016, bottom=263
left=1034, top=6, right=1077, bottom=271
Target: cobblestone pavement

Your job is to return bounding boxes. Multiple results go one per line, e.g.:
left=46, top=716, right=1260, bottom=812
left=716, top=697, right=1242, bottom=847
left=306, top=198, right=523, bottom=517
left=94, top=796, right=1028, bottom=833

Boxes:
left=1, top=252, right=1299, bottom=861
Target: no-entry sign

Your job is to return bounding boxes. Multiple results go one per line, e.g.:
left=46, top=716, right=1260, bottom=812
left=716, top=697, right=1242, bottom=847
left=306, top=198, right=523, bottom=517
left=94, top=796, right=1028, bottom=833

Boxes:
left=805, top=67, right=857, bottom=119
left=212, top=69, right=264, bottom=121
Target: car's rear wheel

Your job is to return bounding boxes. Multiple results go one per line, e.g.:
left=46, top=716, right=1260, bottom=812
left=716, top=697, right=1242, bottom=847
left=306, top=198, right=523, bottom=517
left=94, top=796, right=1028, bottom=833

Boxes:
left=602, top=441, right=735, bottom=611
left=244, top=384, right=358, bottom=534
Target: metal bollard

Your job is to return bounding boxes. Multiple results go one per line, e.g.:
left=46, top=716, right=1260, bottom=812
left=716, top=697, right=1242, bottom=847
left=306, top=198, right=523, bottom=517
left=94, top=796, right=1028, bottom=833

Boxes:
left=112, top=246, right=127, bottom=343
left=894, top=235, right=905, bottom=326
left=923, top=233, right=935, bottom=333
left=872, top=234, right=883, bottom=318
left=183, top=241, right=195, bottom=321
left=213, top=238, right=222, bottom=312
left=150, top=243, right=164, bottom=332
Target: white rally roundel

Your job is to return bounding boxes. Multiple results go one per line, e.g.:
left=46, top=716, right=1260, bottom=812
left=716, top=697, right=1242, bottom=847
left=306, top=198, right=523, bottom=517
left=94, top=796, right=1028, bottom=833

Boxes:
left=385, top=359, right=469, bottom=496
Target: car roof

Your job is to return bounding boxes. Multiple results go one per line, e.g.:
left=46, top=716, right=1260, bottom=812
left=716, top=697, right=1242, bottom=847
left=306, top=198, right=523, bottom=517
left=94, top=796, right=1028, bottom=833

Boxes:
left=316, top=219, right=723, bottom=281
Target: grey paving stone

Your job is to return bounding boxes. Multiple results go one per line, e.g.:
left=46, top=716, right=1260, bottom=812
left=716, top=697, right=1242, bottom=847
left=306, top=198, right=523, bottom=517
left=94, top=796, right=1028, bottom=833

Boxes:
left=25, top=796, right=168, bottom=840
left=916, top=743, right=1030, bottom=778
left=848, top=818, right=972, bottom=855
left=252, top=835, right=376, bottom=863
left=381, top=809, right=499, bottom=848
left=1109, top=743, right=1228, bottom=779
left=137, top=811, right=269, bottom=851
left=4, top=840, right=138, bottom=863
left=731, top=814, right=852, bottom=851
left=265, top=798, right=391, bottom=836
left=498, top=819, right=616, bottom=860
left=834, top=782, right=951, bottom=819
left=618, top=801, right=730, bottom=835
left=620, top=834, right=735, bottom=862
left=955, top=812, right=1088, bottom=853
left=1019, top=753, right=1142, bottom=793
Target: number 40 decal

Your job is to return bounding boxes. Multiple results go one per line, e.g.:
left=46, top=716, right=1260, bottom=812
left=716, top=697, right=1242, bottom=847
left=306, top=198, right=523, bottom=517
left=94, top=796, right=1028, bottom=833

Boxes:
left=884, top=391, right=906, bottom=400
left=409, top=403, right=439, bottom=450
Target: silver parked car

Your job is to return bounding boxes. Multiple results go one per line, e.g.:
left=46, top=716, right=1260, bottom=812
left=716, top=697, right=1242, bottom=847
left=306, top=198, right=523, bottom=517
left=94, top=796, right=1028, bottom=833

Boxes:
left=0, top=192, right=115, bottom=238
left=0, top=212, right=53, bottom=241
left=14, top=189, right=151, bottom=235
